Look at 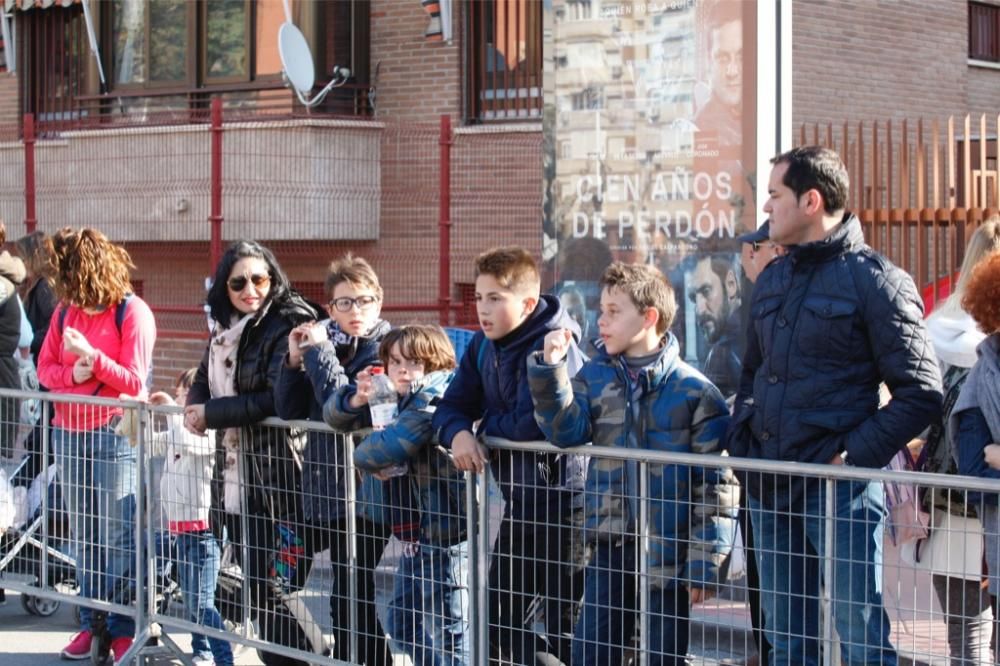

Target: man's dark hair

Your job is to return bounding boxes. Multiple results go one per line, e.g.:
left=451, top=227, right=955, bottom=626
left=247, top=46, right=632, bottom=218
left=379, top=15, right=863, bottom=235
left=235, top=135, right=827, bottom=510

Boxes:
left=771, top=146, right=849, bottom=214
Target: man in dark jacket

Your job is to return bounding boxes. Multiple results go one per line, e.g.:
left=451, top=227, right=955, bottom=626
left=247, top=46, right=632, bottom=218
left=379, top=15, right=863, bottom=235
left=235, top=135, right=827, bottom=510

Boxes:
left=726, top=146, right=943, bottom=665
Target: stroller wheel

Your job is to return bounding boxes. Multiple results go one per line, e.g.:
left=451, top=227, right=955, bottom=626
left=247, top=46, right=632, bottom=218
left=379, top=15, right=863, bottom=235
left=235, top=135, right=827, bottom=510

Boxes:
left=20, top=593, right=38, bottom=615
left=28, top=594, right=60, bottom=617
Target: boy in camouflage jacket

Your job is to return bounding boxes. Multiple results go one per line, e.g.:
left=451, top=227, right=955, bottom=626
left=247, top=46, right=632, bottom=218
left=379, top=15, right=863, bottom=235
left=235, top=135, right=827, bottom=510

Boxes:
left=528, top=261, right=736, bottom=666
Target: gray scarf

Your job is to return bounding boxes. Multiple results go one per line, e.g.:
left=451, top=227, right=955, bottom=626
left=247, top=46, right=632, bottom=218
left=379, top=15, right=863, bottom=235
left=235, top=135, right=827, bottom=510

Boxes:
left=950, top=334, right=1000, bottom=452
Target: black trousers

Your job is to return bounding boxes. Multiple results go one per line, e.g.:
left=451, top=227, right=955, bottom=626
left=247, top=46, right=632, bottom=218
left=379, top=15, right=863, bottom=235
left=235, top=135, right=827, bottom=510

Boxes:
left=489, top=517, right=582, bottom=665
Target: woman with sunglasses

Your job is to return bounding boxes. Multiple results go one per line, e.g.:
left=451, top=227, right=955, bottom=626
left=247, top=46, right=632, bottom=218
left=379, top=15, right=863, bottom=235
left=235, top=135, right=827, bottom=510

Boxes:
left=36, top=227, right=156, bottom=663
left=184, top=240, right=316, bottom=666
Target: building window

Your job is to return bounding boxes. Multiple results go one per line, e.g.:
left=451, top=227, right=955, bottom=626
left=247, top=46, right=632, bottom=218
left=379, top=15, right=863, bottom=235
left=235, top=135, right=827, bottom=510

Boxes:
left=16, top=0, right=371, bottom=130
left=466, top=0, right=543, bottom=122
left=970, top=1, right=1000, bottom=62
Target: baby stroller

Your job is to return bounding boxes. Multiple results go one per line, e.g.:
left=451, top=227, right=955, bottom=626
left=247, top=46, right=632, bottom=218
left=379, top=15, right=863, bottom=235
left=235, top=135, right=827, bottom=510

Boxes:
left=0, top=456, right=78, bottom=617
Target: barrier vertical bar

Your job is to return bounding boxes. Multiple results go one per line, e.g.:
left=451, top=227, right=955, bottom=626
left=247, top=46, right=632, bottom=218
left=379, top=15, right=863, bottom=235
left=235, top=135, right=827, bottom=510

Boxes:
left=822, top=478, right=836, bottom=666
left=465, top=471, right=480, bottom=665
left=134, top=401, right=150, bottom=637
left=477, top=469, right=490, bottom=663
left=439, top=114, right=453, bottom=326
left=345, top=434, right=359, bottom=664
left=209, top=97, right=224, bottom=274
left=638, top=461, right=650, bottom=666
left=39, top=399, right=49, bottom=589
left=23, top=113, right=37, bottom=234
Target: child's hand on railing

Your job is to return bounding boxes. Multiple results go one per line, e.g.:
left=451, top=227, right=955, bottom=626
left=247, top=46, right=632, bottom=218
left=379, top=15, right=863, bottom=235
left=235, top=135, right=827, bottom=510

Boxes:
left=451, top=430, right=489, bottom=473
left=148, top=391, right=176, bottom=407
left=543, top=328, right=573, bottom=365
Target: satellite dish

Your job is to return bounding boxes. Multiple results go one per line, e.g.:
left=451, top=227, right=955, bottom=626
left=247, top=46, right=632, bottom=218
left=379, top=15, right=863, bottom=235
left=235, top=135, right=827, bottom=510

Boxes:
left=278, top=22, right=315, bottom=95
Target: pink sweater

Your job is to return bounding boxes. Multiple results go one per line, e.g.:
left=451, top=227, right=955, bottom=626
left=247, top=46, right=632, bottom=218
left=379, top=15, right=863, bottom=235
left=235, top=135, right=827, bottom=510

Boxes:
left=37, top=298, right=156, bottom=431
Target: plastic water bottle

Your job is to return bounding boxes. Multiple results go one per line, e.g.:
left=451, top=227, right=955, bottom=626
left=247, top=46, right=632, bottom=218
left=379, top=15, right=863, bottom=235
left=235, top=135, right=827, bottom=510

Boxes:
left=368, top=366, right=398, bottom=431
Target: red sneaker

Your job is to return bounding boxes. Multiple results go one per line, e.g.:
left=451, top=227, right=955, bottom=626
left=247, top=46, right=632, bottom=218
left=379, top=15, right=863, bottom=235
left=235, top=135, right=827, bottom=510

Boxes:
left=110, top=636, right=133, bottom=665
left=60, top=631, right=93, bottom=660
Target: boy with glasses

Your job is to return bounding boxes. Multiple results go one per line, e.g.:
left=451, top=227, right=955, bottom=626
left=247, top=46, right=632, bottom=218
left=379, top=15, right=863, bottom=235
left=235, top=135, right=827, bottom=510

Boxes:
left=274, top=253, right=394, bottom=665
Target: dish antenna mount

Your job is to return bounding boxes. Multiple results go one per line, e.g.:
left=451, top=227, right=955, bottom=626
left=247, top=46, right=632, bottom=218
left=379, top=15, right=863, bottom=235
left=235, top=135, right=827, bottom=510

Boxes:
left=278, top=1, right=350, bottom=108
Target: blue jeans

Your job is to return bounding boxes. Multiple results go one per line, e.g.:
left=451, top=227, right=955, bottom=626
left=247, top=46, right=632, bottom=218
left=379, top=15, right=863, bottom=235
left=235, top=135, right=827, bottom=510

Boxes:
left=54, top=425, right=136, bottom=639
left=175, top=531, right=233, bottom=666
left=749, top=479, right=895, bottom=666
left=387, top=541, right=470, bottom=666
left=573, top=540, right=690, bottom=666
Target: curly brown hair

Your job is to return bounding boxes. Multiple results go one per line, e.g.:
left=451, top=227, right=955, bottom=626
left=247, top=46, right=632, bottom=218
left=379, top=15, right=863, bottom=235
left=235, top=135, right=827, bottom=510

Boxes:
left=46, top=227, right=135, bottom=309
left=378, top=325, right=457, bottom=374
left=962, top=251, right=1000, bottom=334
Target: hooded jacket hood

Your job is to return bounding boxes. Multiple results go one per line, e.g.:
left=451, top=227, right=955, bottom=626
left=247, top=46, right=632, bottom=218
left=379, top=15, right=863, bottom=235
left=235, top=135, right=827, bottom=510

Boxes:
left=926, top=309, right=984, bottom=369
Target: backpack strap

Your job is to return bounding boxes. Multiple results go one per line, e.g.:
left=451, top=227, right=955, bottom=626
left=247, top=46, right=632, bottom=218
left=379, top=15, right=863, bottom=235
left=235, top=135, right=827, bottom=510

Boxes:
left=58, top=293, right=133, bottom=335
left=115, top=294, right=134, bottom=335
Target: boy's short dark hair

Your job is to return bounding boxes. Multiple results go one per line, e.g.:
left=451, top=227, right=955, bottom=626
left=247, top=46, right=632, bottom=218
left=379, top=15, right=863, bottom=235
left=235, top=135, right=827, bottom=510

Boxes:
left=474, top=246, right=540, bottom=295
left=600, top=261, right=677, bottom=335
left=771, top=146, right=849, bottom=214
left=175, top=367, right=197, bottom=391
left=378, top=325, right=457, bottom=374
left=325, top=253, right=383, bottom=301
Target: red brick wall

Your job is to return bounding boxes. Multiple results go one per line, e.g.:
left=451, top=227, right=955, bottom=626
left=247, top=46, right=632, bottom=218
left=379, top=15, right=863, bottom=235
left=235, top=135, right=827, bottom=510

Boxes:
left=369, top=0, right=462, bottom=120
left=791, top=0, right=971, bottom=127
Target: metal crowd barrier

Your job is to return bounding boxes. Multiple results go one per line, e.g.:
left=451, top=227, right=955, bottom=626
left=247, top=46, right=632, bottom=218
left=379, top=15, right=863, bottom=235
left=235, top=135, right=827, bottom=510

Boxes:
left=0, top=388, right=996, bottom=665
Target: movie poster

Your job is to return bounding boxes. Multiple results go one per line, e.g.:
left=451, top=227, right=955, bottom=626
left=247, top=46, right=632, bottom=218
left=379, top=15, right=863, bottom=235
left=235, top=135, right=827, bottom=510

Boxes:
left=543, top=0, right=757, bottom=398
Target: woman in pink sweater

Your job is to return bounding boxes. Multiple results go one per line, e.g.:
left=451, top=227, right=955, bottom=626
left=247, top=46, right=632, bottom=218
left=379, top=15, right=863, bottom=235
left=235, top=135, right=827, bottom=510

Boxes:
left=36, top=227, right=156, bottom=664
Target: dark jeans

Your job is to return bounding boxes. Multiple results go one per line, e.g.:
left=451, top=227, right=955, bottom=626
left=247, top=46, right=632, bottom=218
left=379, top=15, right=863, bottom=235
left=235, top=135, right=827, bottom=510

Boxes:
left=323, top=516, right=393, bottom=666
left=931, top=574, right=994, bottom=666
left=387, top=540, right=470, bottom=666
left=175, top=531, right=234, bottom=666
left=572, top=540, right=689, bottom=666
left=738, top=488, right=770, bottom=662
left=489, top=517, right=580, bottom=665
left=749, top=479, right=894, bottom=666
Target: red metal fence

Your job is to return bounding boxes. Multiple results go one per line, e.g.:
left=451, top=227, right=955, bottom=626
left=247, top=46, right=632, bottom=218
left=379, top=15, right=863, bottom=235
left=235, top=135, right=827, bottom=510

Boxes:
left=0, top=101, right=542, bottom=389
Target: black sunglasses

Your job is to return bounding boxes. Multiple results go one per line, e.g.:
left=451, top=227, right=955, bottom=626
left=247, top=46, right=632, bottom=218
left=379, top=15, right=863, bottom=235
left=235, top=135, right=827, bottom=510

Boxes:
left=227, top=273, right=270, bottom=292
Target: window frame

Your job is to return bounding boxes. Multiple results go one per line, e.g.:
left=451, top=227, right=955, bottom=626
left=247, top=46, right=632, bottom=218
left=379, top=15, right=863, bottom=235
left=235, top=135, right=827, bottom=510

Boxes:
left=969, top=0, right=1000, bottom=64
left=465, top=0, right=544, bottom=124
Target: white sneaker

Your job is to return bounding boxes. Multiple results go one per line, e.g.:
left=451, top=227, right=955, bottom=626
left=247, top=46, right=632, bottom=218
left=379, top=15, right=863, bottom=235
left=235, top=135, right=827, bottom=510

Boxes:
left=192, top=658, right=214, bottom=666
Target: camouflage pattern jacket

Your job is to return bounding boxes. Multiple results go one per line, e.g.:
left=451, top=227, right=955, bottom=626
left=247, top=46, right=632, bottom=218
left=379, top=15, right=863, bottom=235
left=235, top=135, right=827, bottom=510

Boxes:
left=336, top=370, right=466, bottom=546
left=527, top=334, right=736, bottom=588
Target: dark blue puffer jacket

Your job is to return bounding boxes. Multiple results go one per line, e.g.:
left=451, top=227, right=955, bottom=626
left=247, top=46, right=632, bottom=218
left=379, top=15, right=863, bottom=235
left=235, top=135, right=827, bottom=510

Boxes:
left=432, top=295, right=582, bottom=522
left=274, top=319, right=391, bottom=524
left=726, top=214, right=943, bottom=507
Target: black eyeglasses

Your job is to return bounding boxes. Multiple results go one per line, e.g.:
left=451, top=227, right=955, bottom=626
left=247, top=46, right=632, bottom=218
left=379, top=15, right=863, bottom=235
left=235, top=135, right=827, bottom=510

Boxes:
left=330, top=295, right=379, bottom=312
left=227, top=273, right=270, bottom=292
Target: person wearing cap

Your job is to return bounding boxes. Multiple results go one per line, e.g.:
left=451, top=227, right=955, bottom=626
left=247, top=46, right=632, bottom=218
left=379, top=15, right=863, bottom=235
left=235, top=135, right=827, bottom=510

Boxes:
left=738, top=220, right=786, bottom=285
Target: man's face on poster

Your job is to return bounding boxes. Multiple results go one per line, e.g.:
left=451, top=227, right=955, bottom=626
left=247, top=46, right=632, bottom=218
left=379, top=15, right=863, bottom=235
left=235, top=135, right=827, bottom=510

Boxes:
left=689, top=257, right=737, bottom=343
left=709, top=19, right=742, bottom=108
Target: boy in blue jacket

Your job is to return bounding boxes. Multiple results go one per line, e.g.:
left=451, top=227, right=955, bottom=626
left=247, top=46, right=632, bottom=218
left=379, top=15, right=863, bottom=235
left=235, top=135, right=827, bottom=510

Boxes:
left=432, top=246, right=583, bottom=665
left=528, top=261, right=735, bottom=666
left=274, top=254, right=392, bottom=666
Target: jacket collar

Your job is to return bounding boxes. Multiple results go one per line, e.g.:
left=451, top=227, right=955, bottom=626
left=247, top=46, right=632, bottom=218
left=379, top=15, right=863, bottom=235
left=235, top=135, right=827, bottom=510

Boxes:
left=788, top=212, right=865, bottom=264
left=595, top=332, right=680, bottom=388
